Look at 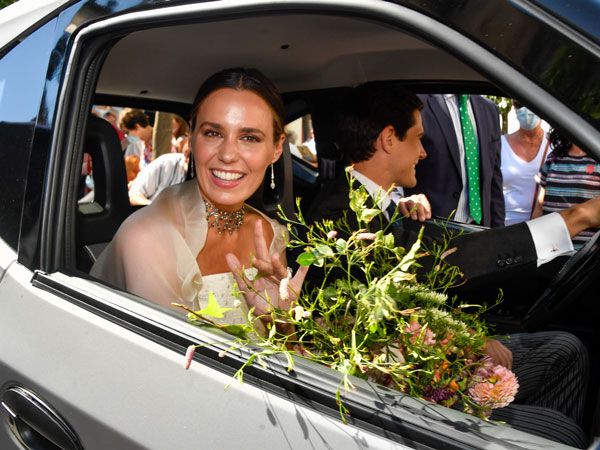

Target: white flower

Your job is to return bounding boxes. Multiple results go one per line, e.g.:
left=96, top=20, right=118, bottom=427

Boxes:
left=327, top=230, right=338, bottom=239
left=293, top=305, right=305, bottom=321
left=279, top=276, right=290, bottom=303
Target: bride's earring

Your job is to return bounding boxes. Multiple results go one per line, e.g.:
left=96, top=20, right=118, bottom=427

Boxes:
left=270, top=163, right=276, bottom=189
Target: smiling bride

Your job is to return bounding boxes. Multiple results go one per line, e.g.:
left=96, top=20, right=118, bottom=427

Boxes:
left=91, top=68, right=307, bottom=330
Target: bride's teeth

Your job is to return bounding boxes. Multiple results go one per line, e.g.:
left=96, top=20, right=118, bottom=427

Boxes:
left=213, top=170, right=243, bottom=181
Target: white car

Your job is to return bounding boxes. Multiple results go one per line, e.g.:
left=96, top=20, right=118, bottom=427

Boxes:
left=1, top=0, right=599, bottom=449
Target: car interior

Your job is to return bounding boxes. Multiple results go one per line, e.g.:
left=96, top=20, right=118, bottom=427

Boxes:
left=52, top=6, right=599, bottom=445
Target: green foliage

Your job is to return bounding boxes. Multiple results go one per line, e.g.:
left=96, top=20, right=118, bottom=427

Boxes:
left=0, top=0, right=18, bottom=9
left=485, top=96, right=512, bottom=134
left=183, top=172, right=504, bottom=419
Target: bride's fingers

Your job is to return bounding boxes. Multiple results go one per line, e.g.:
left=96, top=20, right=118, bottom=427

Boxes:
left=253, top=220, right=271, bottom=263
left=253, top=257, right=273, bottom=275
left=292, top=265, right=309, bottom=285
left=289, top=266, right=309, bottom=297
left=270, top=253, right=290, bottom=279
left=226, top=253, right=251, bottom=292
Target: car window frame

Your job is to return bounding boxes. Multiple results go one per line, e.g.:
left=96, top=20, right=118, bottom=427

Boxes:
left=32, top=1, right=600, bottom=447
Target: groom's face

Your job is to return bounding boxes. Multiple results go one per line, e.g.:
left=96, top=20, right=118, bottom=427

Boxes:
left=389, top=109, right=426, bottom=188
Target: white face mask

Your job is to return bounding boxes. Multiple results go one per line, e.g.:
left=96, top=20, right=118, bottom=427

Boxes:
left=127, top=134, right=141, bottom=143
left=515, top=107, right=541, bottom=130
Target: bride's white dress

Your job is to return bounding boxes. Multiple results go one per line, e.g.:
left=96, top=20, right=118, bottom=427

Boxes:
left=91, top=179, right=287, bottom=326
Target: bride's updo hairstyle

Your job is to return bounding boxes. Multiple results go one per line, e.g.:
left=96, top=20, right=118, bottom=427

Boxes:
left=189, top=67, right=285, bottom=144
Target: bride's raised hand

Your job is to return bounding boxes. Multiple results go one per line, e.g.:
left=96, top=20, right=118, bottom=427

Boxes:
left=226, top=220, right=308, bottom=317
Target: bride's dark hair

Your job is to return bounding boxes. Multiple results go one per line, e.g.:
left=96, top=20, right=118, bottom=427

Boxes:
left=189, top=67, right=285, bottom=142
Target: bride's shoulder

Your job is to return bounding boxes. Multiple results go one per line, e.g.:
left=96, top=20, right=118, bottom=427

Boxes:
left=119, top=180, right=198, bottom=236
left=244, top=206, right=288, bottom=252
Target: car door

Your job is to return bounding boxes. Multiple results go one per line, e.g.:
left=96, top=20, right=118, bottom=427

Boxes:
left=0, top=2, right=420, bottom=449
left=1, top=1, right=598, bottom=449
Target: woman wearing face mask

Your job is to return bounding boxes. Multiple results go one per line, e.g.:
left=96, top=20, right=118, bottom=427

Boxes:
left=500, top=100, right=549, bottom=225
left=91, top=68, right=307, bottom=334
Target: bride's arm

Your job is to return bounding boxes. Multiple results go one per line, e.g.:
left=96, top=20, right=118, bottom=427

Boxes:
left=92, top=217, right=182, bottom=310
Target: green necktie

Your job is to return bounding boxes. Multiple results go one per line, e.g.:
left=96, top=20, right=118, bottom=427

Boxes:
left=457, top=94, right=482, bottom=224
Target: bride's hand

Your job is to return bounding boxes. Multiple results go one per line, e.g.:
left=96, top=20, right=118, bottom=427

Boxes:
left=226, top=220, right=308, bottom=318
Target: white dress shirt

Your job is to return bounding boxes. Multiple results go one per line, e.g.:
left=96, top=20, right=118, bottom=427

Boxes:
left=351, top=168, right=573, bottom=266
left=351, top=169, right=403, bottom=220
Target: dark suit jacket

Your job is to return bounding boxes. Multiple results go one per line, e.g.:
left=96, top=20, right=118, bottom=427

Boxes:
left=306, top=172, right=536, bottom=286
left=405, top=94, right=505, bottom=228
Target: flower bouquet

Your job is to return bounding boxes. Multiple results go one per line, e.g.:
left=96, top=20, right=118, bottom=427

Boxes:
left=181, top=173, right=518, bottom=420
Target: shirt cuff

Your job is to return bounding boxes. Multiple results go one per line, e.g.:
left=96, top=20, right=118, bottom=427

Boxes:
left=526, top=213, right=575, bottom=266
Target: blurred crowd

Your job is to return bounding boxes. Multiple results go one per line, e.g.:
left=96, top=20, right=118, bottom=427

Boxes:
left=82, top=106, right=190, bottom=205
left=405, top=95, right=600, bottom=250
left=84, top=97, right=600, bottom=249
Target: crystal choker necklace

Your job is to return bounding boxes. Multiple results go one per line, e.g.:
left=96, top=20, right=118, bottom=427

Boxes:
left=205, top=199, right=245, bottom=234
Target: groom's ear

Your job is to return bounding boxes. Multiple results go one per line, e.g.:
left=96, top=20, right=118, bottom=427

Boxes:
left=378, top=125, right=396, bottom=154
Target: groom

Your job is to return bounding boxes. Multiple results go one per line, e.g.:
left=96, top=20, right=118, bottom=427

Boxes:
left=306, top=83, right=593, bottom=448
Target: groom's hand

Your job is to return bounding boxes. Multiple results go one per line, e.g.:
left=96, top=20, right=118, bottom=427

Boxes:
left=397, top=193, right=432, bottom=222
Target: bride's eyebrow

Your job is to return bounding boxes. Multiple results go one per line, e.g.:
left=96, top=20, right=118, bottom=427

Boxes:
left=198, top=121, right=223, bottom=130
left=240, top=127, right=265, bottom=137
left=198, top=122, right=264, bottom=137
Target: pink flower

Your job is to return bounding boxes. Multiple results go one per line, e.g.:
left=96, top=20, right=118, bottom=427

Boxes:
left=440, top=247, right=458, bottom=260
left=404, top=321, right=436, bottom=345
left=183, top=345, right=196, bottom=370
left=355, top=232, right=376, bottom=241
left=468, top=359, right=519, bottom=414
left=326, top=230, right=338, bottom=239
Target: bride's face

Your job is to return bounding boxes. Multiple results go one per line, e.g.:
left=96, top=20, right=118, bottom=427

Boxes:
left=190, top=88, right=283, bottom=210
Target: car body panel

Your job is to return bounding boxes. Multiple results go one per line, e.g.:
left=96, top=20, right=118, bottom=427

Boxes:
left=0, top=0, right=72, bottom=51
left=0, top=265, right=418, bottom=450
left=0, top=0, right=598, bottom=449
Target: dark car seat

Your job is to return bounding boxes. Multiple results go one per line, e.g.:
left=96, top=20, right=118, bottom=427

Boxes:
left=76, top=115, right=132, bottom=272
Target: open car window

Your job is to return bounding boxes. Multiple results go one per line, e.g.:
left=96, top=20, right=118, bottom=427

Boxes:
left=5, top=1, right=597, bottom=449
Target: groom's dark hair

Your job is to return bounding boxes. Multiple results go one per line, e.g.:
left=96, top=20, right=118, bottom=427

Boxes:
left=336, top=84, right=423, bottom=163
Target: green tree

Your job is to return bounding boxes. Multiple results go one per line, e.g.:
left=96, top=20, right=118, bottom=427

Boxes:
left=0, top=0, right=18, bottom=9
left=485, top=96, right=512, bottom=134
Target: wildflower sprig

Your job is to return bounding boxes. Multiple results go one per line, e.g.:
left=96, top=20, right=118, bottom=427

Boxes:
left=181, top=173, right=516, bottom=420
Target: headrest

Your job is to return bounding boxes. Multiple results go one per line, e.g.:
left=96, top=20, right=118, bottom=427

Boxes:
left=77, top=116, right=132, bottom=245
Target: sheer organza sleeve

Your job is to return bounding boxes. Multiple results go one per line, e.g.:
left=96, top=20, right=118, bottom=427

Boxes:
left=90, top=181, right=205, bottom=310
left=268, top=218, right=289, bottom=258
left=91, top=181, right=289, bottom=312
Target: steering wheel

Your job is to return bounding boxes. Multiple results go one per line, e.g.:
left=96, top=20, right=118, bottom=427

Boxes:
left=523, top=229, right=600, bottom=329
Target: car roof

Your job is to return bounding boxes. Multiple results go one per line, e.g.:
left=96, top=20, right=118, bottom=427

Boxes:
left=0, top=0, right=71, bottom=51
left=96, top=13, right=485, bottom=103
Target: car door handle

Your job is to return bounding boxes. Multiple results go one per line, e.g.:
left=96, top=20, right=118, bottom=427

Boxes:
left=1, top=385, right=83, bottom=450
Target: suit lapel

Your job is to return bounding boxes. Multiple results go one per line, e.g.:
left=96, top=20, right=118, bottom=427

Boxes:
left=429, top=95, right=462, bottom=176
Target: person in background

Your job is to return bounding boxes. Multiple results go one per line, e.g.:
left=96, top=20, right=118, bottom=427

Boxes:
left=128, top=137, right=190, bottom=205
left=120, top=109, right=154, bottom=175
left=532, top=129, right=600, bottom=250
left=287, top=129, right=317, bottom=167
left=501, top=100, right=549, bottom=225
left=302, top=128, right=316, bottom=154
left=405, top=94, right=504, bottom=227
left=171, top=114, right=189, bottom=153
